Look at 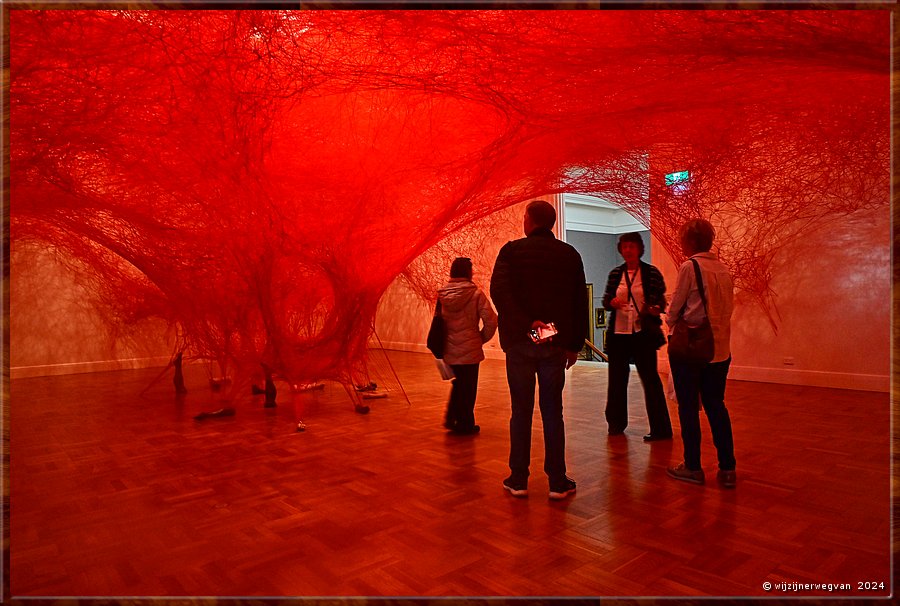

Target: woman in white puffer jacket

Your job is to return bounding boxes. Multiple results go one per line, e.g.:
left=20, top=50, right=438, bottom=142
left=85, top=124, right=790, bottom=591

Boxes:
left=438, top=257, right=498, bottom=434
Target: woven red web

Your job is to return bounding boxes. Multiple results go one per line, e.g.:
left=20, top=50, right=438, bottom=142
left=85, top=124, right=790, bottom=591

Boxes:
left=10, top=10, right=890, bottom=385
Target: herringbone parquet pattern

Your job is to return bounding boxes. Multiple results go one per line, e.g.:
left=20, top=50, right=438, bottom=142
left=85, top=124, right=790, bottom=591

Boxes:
left=9, top=352, right=892, bottom=597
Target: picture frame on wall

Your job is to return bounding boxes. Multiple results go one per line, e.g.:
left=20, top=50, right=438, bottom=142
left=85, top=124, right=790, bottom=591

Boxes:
left=596, top=307, right=607, bottom=328
left=579, top=283, right=594, bottom=361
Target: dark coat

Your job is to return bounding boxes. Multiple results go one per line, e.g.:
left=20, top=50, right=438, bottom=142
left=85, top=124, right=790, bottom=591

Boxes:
left=602, top=260, right=668, bottom=337
left=490, top=228, right=589, bottom=353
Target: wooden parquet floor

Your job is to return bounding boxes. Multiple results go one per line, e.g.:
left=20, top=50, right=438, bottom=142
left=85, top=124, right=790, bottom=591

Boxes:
left=9, top=351, right=892, bottom=598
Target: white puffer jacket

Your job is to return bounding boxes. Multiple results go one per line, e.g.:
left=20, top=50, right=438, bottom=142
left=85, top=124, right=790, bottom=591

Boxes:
left=437, top=278, right=498, bottom=365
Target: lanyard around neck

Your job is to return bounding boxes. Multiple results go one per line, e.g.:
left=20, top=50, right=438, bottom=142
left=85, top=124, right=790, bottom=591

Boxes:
left=623, top=265, right=640, bottom=309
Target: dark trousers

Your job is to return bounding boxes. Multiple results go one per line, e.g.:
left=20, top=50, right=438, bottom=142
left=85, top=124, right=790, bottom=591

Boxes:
left=605, top=331, right=672, bottom=436
left=445, top=363, right=480, bottom=431
left=670, top=357, right=736, bottom=472
left=505, top=343, right=568, bottom=483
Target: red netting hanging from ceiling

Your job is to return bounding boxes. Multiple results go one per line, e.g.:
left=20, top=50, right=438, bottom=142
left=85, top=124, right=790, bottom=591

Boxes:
left=9, top=9, right=890, bottom=386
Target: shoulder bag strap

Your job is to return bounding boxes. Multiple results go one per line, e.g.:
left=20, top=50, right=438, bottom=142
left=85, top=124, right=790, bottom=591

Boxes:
left=689, top=258, right=709, bottom=318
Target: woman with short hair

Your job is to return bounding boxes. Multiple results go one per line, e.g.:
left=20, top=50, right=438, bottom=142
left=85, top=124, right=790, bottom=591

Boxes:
left=666, top=219, right=737, bottom=488
left=602, top=232, right=672, bottom=441
left=438, top=257, right=498, bottom=434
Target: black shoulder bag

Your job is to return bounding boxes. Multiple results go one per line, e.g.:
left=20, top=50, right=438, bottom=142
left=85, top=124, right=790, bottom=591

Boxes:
left=426, top=300, right=446, bottom=359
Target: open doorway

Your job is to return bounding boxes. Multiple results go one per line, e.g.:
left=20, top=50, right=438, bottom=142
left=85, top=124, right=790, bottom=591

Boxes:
left=562, top=193, right=650, bottom=362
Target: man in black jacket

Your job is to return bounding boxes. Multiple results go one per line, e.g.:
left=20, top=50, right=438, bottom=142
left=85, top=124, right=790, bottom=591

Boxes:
left=490, top=200, right=588, bottom=500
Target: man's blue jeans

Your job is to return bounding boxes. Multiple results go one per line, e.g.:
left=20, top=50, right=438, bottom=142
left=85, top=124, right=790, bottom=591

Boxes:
left=670, top=357, right=736, bottom=472
left=505, top=343, right=568, bottom=483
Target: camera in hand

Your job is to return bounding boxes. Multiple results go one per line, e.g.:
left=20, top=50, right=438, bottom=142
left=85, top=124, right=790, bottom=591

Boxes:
left=529, top=322, right=558, bottom=344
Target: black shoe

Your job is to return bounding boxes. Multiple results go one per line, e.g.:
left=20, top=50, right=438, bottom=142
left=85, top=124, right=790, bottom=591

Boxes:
left=717, top=469, right=737, bottom=488
left=451, top=425, right=480, bottom=435
left=549, top=476, right=577, bottom=500
left=502, top=476, right=528, bottom=497
left=643, top=433, right=672, bottom=442
left=608, top=427, right=626, bottom=435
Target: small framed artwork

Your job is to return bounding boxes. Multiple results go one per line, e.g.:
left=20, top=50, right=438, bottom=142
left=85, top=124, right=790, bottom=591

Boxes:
left=596, top=307, right=607, bottom=328
left=579, top=283, right=595, bottom=361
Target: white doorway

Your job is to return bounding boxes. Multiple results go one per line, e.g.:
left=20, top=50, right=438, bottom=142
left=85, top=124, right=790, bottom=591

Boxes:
left=562, top=193, right=650, bottom=361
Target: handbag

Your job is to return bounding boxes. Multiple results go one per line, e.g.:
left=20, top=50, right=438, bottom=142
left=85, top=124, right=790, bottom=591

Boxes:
left=624, top=265, right=666, bottom=350
left=642, top=313, right=667, bottom=350
left=667, top=259, right=715, bottom=364
left=426, top=300, right=446, bottom=359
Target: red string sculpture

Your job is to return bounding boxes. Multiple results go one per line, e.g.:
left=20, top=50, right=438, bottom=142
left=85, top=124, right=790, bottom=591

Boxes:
left=10, top=10, right=890, bottom=387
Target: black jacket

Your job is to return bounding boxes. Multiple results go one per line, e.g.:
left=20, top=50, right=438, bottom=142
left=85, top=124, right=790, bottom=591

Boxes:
left=490, top=228, right=589, bottom=353
left=602, top=261, right=668, bottom=333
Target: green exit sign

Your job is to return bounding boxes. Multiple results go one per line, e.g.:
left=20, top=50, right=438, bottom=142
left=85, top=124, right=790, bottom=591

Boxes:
left=665, top=170, right=690, bottom=186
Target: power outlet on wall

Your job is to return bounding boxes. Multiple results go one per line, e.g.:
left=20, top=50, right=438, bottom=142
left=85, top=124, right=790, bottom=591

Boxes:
left=783, top=357, right=796, bottom=366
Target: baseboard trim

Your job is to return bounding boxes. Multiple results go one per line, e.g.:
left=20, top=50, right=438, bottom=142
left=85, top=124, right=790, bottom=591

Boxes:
left=725, top=365, right=889, bottom=393
left=11, top=356, right=173, bottom=379
left=12, top=347, right=889, bottom=393
left=379, top=342, right=888, bottom=393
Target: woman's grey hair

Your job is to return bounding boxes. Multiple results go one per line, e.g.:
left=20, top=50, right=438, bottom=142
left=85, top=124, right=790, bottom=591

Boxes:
left=679, top=219, right=716, bottom=253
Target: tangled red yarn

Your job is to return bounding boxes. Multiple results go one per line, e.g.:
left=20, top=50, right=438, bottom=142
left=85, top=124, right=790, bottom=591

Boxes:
left=10, top=10, right=890, bottom=385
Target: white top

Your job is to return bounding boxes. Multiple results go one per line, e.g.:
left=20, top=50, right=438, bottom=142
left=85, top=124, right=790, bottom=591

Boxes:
left=614, top=268, right=644, bottom=334
left=666, top=252, right=734, bottom=363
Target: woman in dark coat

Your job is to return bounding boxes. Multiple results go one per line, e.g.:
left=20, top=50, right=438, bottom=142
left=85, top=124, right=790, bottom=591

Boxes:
left=602, top=232, right=672, bottom=441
